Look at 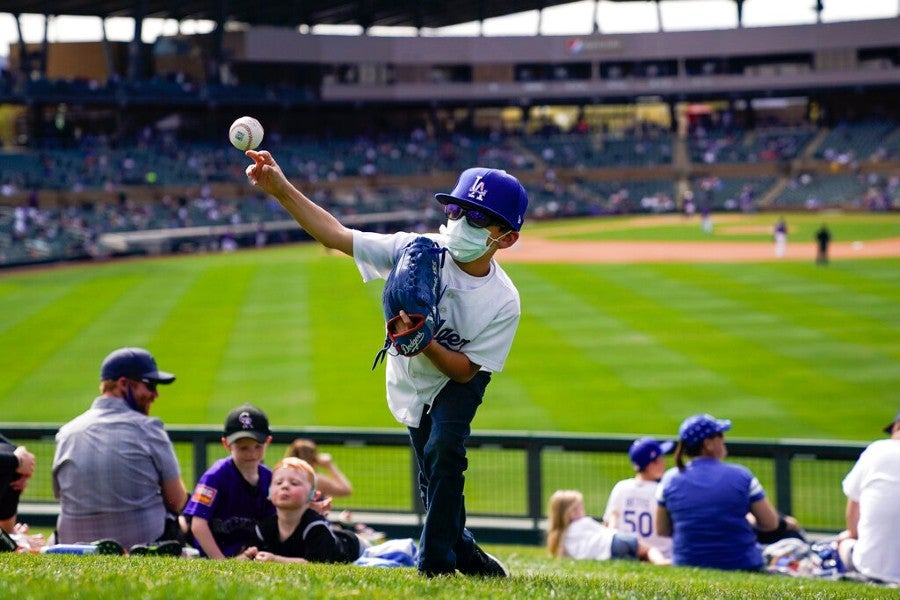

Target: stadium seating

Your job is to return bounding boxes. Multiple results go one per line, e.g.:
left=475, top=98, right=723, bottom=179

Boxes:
left=0, top=119, right=897, bottom=267
left=814, top=121, right=898, bottom=162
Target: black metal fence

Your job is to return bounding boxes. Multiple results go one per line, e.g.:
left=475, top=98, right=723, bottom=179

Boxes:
left=1, top=424, right=865, bottom=544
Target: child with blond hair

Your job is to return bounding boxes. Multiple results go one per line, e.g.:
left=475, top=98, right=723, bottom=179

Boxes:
left=239, top=457, right=364, bottom=564
left=547, top=490, right=669, bottom=565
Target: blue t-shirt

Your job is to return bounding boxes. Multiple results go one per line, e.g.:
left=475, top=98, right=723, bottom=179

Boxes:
left=656, top=457, right=765, bottom=570
left=183, top=457, right=275, bottom=557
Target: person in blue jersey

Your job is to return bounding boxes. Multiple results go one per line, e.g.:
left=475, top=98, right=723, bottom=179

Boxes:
left=655, top=413, right=780, bottom=571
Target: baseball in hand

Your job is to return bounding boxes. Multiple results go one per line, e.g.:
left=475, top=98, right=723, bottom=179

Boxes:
left=229, top=116, right=264, bottom=151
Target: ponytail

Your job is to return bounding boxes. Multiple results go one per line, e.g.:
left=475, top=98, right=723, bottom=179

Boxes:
left=676, top=440, right=703, bottom=471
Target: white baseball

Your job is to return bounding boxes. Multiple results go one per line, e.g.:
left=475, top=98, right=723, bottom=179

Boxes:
left=229, top=116, right=264, bottom=151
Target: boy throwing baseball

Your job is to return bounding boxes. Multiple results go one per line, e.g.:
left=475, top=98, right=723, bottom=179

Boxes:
left=245, top=150, right=527, bottom=577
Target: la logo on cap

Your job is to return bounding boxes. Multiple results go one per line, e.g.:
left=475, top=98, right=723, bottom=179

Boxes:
left=467, top=176, right=488, bottom=202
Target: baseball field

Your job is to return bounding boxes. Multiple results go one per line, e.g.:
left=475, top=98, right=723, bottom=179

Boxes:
left=1, top=212, right=897, bottom=442
left=1, top=211, right=898, bottom=599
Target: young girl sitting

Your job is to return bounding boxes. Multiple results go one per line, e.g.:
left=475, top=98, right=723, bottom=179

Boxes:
left=239, top=458, right=365, bottom=564
left=547, top=490, right=669, bottom=565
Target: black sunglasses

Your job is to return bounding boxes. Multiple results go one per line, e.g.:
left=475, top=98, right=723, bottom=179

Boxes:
left=444, top=203, right=498, bottom=229
left=130, top=377, right=157, bottom=392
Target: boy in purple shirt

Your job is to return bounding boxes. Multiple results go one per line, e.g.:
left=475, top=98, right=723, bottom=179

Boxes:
left=184, top=404, right=276, bottom=558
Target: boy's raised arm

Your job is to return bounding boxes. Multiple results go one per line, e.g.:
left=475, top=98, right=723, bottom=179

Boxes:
left=245, top=150, right=354, bottom=256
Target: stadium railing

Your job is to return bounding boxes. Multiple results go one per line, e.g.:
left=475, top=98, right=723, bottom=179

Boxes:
left=2, top=424, right=865, bottom=545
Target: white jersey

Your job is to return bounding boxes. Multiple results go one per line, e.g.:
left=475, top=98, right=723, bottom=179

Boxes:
left=603, top=477, right=673, bottom=559
left=352, top=230, right=521, bottom=427
left=842, top=439, right=900, bottom=583
left=563, top=516, right=616, bottom=561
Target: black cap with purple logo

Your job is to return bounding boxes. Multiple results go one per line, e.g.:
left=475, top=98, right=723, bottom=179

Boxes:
left=224, top=403, right=271, bottom=444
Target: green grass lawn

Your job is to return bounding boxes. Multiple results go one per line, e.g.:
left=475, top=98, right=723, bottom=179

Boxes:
left=2, top=213, right=897, bottom=596
left=1, top=213, right=897, bottom=442
left=0, top=544, right=889, bottom=600
left=536, top=212, right=900, bottom=242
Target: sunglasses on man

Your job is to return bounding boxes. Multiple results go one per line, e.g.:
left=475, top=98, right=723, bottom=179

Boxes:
left=129, top=378, right=157, bottom=392
left=443, top=203, right=499, bottom=229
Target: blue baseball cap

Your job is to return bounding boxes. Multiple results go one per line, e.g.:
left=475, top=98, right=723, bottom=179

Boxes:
left=100, top=347, right=176, bottom=384
left=629, top=437, right=675, bottom=471
left=678, top=413, right=731, bottom=447
left=435, top=167, right=529, bottom=231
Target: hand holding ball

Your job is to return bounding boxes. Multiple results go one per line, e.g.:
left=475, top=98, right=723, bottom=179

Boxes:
left=229, top=116, right=264, bottom=151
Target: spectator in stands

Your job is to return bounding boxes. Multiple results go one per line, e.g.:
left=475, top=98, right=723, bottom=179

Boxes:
left=655, top=413, right=780, bottom=571
left=815, top=224, right=832, bottom=266
left=184, top=404, right=276, bottom=559
left=238, top=457, right=365, bottom=564
left=0, top=432, right=36, bottom=535
left=603, top=437, right=674, bottom=560
left=52, top=348, right=187, bottom=548
left=285, top=439, right=353, bottom=498
left=547, top=489, right=669, bottom=565
left=837, top=410, right=900, bottom=584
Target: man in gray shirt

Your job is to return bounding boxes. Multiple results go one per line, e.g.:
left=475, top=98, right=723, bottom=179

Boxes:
left=53, top=347, right=187, bottom=548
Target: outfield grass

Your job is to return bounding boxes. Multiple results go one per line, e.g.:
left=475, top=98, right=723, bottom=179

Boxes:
left=0, top=544, right=890, bottom=600
left=0, top=213, right=897, bottom=442
left=537, top=212, right=900, bottom=243
left=2, top=213, right=897, bottom=596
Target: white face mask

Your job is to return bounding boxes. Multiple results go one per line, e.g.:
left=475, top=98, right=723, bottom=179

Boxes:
left=439, top=218, right=507, bottom=263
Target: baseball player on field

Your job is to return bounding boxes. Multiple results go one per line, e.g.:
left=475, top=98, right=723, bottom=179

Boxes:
left=245, top=150, right=527, bottom=577
left=602, top=437, right=674, bottom=560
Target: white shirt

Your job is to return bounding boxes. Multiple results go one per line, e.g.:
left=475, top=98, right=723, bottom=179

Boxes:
left=563, top=516, right=616, bottom=561
left=842, top=438, right=900, bottom=583
left=603, top=477, right=673, bottom=559
left=352, top=230, right=521, bottom=427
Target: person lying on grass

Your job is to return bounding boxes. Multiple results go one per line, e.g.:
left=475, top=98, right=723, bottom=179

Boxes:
left=547, top=489, right=670, bottom=565
left=238, top=458, right=366, bottom=564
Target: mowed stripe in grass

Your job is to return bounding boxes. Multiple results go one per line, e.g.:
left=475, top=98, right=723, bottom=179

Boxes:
left=595, top=261, right=898, bottom=436
left=501, top=260, right=898, bottom=440
left=307, top=255, right=395, bottom=428
left=199, top=259, right=315, bottom=428
left=0, top=238, right=897, bottom=441
left=495, top=264, right=695, bottom=435
left=508, top=263, right=787, bottom=435
left=0, top=268, right=194, bottom=421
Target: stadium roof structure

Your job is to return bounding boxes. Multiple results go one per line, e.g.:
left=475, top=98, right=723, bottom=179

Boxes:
left=3, top=0, right=767, bottom=30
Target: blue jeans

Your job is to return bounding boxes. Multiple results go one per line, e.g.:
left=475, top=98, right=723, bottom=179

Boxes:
left=408, top=371, right=490, bottom=574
